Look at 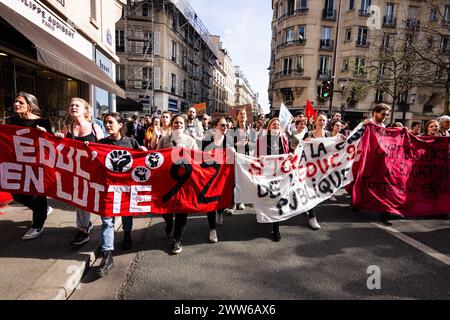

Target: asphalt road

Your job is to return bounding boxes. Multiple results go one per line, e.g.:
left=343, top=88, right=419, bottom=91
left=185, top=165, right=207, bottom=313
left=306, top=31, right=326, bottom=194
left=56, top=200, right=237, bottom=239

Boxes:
left=113, top=191, right=450, bottom=300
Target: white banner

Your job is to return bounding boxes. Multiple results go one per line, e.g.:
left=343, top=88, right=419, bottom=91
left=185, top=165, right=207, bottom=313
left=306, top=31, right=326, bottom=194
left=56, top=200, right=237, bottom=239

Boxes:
left=235, top=124, right=366, bottom=223
left=279, top=103, right=293, bottom=132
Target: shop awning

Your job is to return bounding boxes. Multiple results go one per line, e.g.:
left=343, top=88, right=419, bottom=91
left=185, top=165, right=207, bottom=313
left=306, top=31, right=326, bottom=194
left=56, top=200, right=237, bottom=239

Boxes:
left=0, top=3, right=125, bottom=98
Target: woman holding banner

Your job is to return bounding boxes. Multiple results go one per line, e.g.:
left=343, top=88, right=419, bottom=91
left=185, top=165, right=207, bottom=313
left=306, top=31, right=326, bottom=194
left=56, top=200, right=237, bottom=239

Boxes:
left=54, top=98, right=104, bottom=246
left=95, top=112, right=147, bottom=278
left=7, top=91, right=53, bottom=240
left=202, top=117, right=234, bottom=242
left=157, top=115, right=198, bottom=254
left=256, top=118, right=290, bottom=242
left=422, top=120, right=440, bottom=136
left=302, top=113, right=331, bottom=231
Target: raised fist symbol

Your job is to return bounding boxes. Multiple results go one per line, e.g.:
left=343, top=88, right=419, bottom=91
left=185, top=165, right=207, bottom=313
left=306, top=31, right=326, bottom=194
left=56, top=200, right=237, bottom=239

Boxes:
left=148, top=153, right=160, bottom=168
left=145, top=152, right=164, bottom=170
left=134, top=167, right=149, bottom=182
left=108, top=150, right=132, bottom=173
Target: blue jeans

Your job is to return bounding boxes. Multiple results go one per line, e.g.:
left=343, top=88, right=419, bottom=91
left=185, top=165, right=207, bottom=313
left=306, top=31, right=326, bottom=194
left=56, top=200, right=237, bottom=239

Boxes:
left=101, top=216, right=133, bottom=251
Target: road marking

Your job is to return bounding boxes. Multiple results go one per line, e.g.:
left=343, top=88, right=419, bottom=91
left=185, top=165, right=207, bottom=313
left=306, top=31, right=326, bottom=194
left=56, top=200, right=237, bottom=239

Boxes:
left=372, top=222, right=450, bottom=267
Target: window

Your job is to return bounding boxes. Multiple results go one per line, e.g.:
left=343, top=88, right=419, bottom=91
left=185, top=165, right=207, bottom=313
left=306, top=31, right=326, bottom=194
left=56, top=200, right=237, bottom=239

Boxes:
left=408, top=6, right=418, bottom=19
left=143, top=32, right=152, bottom=54
left=319, top=56, right=331, bottom=75
left=385, top=3, right=394, bottom=18
left=171, top=41, right=177, bottom=62
left=342, top=58, right=349, bottom=71
left=115, top=30, right=125, bottom=52
left=296, top=56, right=304, bottom=72
left=355, top=57, right=366, bottom=74
left=360, top=0, right=371, bottom=15
left=322, top=27, right=332, bottom=40
left=286, top=28, right=294, bottom=44
left=430, top=8, right=437, bottom=21
left=299, top=0, right=307, bottom=9
left=345, top=28, right=352, bottom=42
left=441, top=36, right=449, bottom=52
left=142, top=67, right=152, bottom=89
left=142, top=3, right=149, bottom=16
left=382, top=33, right=390, bottom=49
left=444, top=6, right=450, bottom=22
left=357, top=27, right=368, bottom=45
left=375, top=90, right=384, bottom=103
left=349, top=0, right=355, bottom=10
left=283, top=58, right=292, bottom=75
left=287, top=0, right=295, bottom=15
left=299, top=25, right=306, bottom=42
left=171, top=73, right=176, bottom=93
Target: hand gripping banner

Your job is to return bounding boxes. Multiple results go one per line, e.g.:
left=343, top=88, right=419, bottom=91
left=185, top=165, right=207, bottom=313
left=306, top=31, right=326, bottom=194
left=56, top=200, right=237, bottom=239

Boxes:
left=0, top=125, right=234, bottom=216
left=350, top=124, right=450, bottom=217
left=235, top=124, right=365, bottom=223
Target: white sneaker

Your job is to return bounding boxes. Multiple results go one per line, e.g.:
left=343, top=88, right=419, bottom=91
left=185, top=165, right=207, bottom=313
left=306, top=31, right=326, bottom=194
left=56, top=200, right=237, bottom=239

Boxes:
left=47, top=206, right=54, bottom=216
left=237, top=203, right=245, bottom=210
left=216, top=212, right=223, bottom=226
left=209, top=229, right=218, bottom=243
left=308, top=217, right=321, bottom=230
left=22, top=227, right=44, bottom=240
left=223, top=208, right=234, bottom=216
left=329, top=196, right=338, bottom=202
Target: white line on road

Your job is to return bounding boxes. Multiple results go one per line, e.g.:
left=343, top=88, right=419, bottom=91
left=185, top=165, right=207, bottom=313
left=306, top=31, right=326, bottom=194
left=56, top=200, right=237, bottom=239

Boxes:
left=372, top=222, right=450, bottom=267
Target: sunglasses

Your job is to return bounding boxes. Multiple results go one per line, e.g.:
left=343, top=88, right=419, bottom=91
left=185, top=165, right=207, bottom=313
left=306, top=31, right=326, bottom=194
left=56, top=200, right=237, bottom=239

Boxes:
left=381, top=112, right=389, bottom=117
left=219, top=123, right=227, bottom=128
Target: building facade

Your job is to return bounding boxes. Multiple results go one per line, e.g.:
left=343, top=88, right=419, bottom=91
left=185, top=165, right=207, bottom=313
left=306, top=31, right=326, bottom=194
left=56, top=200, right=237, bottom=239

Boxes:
left=269, top=0, right=450, bottom=126
left=115, top=0, right=218, bottom=116
left=210, top=35, right=236, bottom=115
left=235, top=65, right=261, bottom=117
left=0, top=0, right=125, bottom=129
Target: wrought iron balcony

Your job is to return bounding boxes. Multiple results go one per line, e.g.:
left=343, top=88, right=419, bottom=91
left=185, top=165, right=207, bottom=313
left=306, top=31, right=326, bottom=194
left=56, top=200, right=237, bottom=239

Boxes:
left=383, top=16, right=397, bottom=27
left=322, top=9, right=337, bottom=21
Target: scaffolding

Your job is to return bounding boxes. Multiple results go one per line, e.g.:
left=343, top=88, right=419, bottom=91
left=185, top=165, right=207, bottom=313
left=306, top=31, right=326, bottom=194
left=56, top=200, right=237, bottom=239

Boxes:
left=121, top=0, right=219, bottom=114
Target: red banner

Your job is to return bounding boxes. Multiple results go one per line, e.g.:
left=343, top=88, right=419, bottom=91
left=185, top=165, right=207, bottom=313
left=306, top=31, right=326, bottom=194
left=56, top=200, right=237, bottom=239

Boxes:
left=0, top=125, right=234, bottom=217
left=350, top=124, right=450, bottom=217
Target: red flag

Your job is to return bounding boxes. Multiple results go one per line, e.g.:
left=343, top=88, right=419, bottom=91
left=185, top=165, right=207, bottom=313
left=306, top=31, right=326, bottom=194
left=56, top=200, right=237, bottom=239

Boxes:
left=305, top=99, right=317, bottom=121
left=0, top=192, right=13, bottom=208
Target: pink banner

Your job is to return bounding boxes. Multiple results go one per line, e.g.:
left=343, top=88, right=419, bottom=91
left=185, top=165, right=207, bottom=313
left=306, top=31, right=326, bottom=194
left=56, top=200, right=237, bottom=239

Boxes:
left=350, top=124, right=450, bottom=217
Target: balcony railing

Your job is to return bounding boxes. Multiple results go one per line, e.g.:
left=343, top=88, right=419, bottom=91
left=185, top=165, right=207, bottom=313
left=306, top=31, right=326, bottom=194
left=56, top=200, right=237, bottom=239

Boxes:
left=359, top=9, right=371, bottom=17
left=356, top=39, right=370, bottom=48
left=274, top=69, right=304, bottom=80
left=322, top=9, right=337, bottom=21
left=383, top=16, right=397, bottom=27
left=318, top=69, right=332, bottom=78
left=320, top=39, right=334, bottom=50
left=276, top=39, right=306, bottom=49
left=406, top=18, right=420, bottom=29
left=277, top=8, right=309, bottom=21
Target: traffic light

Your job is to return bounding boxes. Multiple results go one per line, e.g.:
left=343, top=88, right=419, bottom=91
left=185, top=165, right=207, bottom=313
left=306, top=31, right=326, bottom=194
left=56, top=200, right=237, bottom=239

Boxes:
left=321, top=80, right=333, bottom=99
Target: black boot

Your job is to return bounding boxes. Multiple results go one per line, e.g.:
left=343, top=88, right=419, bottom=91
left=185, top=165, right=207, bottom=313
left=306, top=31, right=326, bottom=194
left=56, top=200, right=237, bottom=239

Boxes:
left=123, top=231, right=133, bottom=251
left=272, top=223, right=281, bottom=242
left=96, top=251, right=114, bottom=278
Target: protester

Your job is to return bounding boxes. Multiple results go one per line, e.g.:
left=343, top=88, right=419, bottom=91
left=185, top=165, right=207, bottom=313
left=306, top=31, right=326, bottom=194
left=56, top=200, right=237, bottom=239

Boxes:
left=202, top=114, right=211, bottom=131
left=436, top=115, right=450, bottom=136
left=226, top=117, right=234, bottom=130
left=95, top=112, right=147, bottom=278
left=227, top=107, right=257, bottom=213
left=327, top=112, right=342, bottom=131
left=422, top=119, right=439, bottom=136
left=202, top=117, right=233, bottom=242
left=126, top=114, right=145, bottom=145
left=54, top=97, right=104, bottom=245
left=302, top=113, right=332, bottom=230
left=330, top=120, right=346, bottom=138
left=288, top=117, right=308, bottom=150
left=288, top=111, right=305, bottom=136
left=365, top=103, right=391, bottom=127
left=150, top=111, right=171, bottom=149
left=157, top=115, right=198, bottom=254
left=387, top=122, right=404, bottom=128
left=185, top=107, right=204, bottom=143
left=7, top=92, right=53, bottom=240
left=144, top=116, right=160, bottom=149
left=256, top=118, right=290, bottom=241
left=410, top=121, right=422, bottom=136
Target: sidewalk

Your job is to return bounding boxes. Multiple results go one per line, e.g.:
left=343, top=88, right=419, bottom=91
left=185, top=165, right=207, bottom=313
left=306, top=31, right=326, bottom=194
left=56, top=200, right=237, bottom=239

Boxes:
left=0, top=198, right=149, bottom=300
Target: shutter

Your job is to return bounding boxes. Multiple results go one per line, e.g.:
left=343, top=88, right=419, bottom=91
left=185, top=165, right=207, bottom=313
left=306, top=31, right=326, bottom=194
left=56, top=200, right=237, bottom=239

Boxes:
left=154, top=31, right=160, bottom=55
left=154, top=67, right=161, bottom=90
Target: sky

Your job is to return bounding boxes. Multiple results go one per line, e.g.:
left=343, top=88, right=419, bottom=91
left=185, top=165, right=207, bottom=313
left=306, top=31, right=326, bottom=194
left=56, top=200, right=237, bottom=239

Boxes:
left=188, top=0, right=272, bottom=114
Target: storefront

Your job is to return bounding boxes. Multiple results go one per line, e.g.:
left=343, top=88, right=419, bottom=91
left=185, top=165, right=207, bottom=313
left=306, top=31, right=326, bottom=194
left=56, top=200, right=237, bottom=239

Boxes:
left=0, top=1, right=124, bottom=130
